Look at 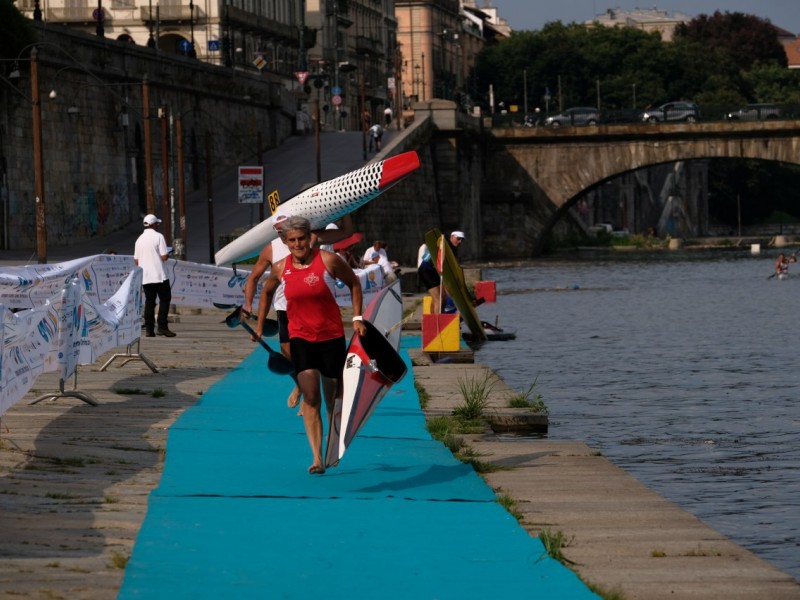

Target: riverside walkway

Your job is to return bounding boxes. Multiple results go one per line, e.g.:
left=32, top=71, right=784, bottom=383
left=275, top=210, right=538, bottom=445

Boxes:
left=1, top=128, right=798, bottom=598
left=1, top=302, right=798, bottom=599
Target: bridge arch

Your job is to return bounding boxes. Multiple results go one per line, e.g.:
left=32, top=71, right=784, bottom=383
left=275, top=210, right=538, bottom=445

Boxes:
left=484, top=122, right=800, bottom=255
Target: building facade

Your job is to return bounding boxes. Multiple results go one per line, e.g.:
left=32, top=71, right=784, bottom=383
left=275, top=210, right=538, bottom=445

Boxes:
left=14, top=0, right=307, bottom=85
left=14, top=0, right=510, bottom=129
left=304, top=0, right=398, bottom=131
left=588, top=7, right=691, bottom=41
left=394, top=0, right=504, bottom=113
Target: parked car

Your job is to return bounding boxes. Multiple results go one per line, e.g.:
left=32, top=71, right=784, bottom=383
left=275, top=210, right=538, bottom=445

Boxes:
left=640, top=101, right=700, bottom=123
left=544, top=107, right=601, bottom=128
left=725, top=103, right=781, bottom=121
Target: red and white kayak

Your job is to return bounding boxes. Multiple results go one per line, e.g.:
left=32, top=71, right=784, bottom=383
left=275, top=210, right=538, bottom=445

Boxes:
left=214, top=151, right=420, bottom=266
left=324, top=279, right=406, bottom=468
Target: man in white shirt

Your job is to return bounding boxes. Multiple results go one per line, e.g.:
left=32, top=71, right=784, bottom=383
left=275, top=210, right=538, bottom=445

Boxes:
left=362, top=240, right=387, bottom=265
left=134, top=214, right=175, bottom=337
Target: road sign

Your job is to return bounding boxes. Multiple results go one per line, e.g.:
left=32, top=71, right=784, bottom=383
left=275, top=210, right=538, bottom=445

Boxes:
left=179, top=39, right=192, bottom=53
left=208, top=40, right=221, bottom=51
left=238, top=166, right=264, bottom=204
left=332, top=95, right=342, bottom=106
left=331, top=86, right=342, bottom=96
left=294, top=71, right=309, bottom=85
left=253, top=55, right=267, bottom=71
left=92, top=7, right=105, bottom=20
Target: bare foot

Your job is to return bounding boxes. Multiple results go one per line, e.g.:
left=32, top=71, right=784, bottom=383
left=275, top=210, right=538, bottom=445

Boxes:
left=287, top=387, right=301, bottom=408
left=297, top=400, right=305, bottom=417
left=308, top=464, right=325, bottom=475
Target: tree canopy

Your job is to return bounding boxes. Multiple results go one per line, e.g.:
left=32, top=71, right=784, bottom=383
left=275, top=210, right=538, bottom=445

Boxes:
left=673, top=11, right=787, bottom=70
left=471, top=13, right=799, bottom=113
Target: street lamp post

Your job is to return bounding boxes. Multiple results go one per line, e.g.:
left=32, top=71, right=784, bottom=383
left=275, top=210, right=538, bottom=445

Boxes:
left=205, top=133, right=215, bottom=263
left=189, top=0, right=196, bottom=58
left=147, top=0, right=156, bottom=48
left=175, top=114, right=186, bottom=255
left=160, top=104, right=171, bottom=244
left=523, top=68, right=528, bottom=116
left=313, top=73, right=324, bottom=183
left=421, top=52, right=426, bottom=101
left=31, top=48, right=47, bottom=263
left=142, top=76, right=155, bottom=215
left=360, top=71, right=367, bottom=160
left=96, top=0, right=104, bottom=37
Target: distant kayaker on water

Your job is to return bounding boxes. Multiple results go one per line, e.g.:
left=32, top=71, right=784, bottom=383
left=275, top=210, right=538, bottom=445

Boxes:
left=775, top=252, right=796, bottom=277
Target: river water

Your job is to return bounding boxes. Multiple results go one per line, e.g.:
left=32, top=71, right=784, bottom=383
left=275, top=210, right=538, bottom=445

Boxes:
left=474, top=250, right=800, bottom=581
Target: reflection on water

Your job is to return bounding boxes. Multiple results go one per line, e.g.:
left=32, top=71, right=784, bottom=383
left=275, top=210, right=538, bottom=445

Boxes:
left=475, top=251, right=800, bottom=581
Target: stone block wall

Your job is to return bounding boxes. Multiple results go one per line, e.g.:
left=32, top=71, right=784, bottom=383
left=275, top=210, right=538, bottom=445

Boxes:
left=0, top=23, right=295, bottom=251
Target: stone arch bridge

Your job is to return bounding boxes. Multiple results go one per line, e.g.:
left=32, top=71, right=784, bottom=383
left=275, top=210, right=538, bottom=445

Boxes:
left=478, top=121, right=800, bottom=257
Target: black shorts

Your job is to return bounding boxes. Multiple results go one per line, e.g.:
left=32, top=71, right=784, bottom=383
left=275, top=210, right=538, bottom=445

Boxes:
left=289, top=336, right=346, bottom=379
left=276, top=310, right=290, bottom=344
left=418, top=262, right=440, bottom=291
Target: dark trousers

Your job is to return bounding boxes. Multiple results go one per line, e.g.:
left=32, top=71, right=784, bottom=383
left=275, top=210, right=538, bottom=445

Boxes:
left=143, top=279, right=172, bottom=333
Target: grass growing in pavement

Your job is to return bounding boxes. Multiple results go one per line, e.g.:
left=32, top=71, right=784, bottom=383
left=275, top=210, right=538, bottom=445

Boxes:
left=587, top=583, right=627, bottom=600
left=151, top=388, right=166, bottom=398
left=507, top=377, right=549, bottom=414
left=455, top=446, right=502, bottom=473
left=496, top=492, right=523, bottom=521
left=110, top=552, right=129, bottom=569
left=538, top=528, right=576, bottom=565
left=453, top=371, right=496, bottom=420
left=414, top=381, right=431, bottom=409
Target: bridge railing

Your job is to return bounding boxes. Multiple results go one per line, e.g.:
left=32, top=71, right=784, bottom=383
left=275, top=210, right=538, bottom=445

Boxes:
left=486, top=102, right=800, bottom=129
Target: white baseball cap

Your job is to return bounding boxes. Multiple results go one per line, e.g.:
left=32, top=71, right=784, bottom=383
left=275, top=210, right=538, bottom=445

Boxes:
left=451, top=230, right=465, bottom=240
left=273, top=209, right=291, bottom=224
left=143, top=214, right=161, bottom=226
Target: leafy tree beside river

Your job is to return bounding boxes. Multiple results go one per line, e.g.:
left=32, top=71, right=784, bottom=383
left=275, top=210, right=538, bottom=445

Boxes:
left=471, top=11, right=800, bottom=230
left=473, top=12, right=800, bottom=112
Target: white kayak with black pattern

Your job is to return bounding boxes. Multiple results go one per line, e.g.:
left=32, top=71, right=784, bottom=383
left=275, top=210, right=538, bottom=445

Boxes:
left=214, top=151, right=421, bottom=266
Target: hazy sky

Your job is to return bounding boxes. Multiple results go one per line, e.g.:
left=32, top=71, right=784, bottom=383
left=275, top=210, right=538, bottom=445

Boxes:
left=488, top=1, right=800, bottom=36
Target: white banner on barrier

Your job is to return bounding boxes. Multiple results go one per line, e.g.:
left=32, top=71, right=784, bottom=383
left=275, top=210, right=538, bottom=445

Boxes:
left=0, top=256, right=392, bottom=417
left=0, top=256, right=384, bottom=313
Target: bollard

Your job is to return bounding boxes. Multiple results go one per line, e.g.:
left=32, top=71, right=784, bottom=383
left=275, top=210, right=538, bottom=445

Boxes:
left=751, top=244, right=761, bottom=255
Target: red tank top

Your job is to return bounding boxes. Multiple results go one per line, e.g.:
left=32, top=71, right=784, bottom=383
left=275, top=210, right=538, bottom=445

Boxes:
left=281, top=249, right=344, bottom=342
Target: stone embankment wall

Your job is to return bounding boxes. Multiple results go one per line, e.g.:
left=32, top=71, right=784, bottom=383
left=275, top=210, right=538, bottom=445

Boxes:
left=349, top=101, right=487, bottom=267
left=0, top=23, right=295, bottom=251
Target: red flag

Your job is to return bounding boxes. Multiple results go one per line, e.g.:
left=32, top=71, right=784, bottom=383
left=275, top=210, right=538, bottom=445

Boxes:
left=436, top=234, right=445, bottom=274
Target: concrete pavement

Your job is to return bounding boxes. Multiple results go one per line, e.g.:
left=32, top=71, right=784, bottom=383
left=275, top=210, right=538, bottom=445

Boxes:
left=0, top=301, right=798, bottom=598
left=1, top=129, right=798, bottom=598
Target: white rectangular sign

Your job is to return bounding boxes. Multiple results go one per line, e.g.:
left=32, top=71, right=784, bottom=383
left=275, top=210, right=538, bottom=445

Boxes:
left=238, top=166, right=264, bottom=204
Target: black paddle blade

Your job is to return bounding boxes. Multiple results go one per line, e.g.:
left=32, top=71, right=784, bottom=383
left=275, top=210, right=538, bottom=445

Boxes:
left=222, top=306, right=279, bottom=337
left=268, top=353, right=296, bottom=375
left=224, top=306, right=244, bottom=328
left=262, top=318, right=279, bottom=338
